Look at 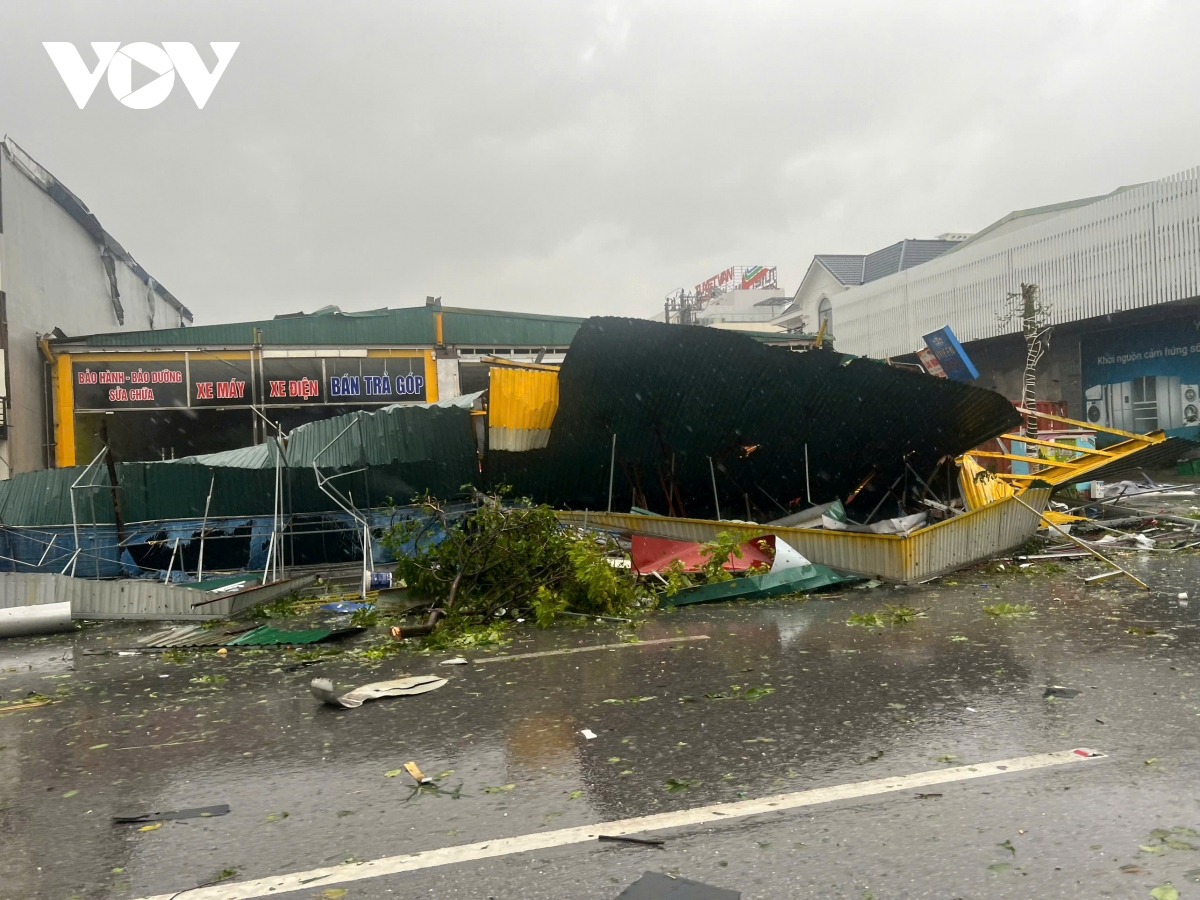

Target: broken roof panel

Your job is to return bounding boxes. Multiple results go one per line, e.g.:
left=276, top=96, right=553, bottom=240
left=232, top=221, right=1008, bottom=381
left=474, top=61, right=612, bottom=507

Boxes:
left=489, top=318, right=1022, bottom=520
left=64, top=306, right=585, bottom=349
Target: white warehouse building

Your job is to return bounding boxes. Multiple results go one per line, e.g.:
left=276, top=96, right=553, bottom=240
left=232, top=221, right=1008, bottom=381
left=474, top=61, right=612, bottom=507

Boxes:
left=828, top=168, right=1200, bottom=438
left=0, top=137, right=193, bottom=475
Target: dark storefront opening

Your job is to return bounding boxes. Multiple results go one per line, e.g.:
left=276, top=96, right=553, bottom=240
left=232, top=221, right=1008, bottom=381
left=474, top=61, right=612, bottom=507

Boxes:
left=75, top=409, right=256, bottom=463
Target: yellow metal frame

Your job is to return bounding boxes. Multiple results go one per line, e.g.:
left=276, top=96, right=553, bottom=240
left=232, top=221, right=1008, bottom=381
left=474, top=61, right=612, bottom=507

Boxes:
left=961, top=408, right=1166, bottom=490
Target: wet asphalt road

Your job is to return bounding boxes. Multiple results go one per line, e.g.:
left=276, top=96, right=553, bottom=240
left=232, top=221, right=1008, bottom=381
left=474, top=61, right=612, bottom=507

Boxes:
left=3, top=545, right=1200, bottom=899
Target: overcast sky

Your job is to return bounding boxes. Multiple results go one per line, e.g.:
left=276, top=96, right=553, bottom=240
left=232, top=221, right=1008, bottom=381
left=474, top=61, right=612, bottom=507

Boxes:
left=2, top=1, right=1198, bottom=325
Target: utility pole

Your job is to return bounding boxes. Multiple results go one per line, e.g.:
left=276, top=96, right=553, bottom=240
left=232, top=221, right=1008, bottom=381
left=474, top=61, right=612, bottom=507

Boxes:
left=1001, top=283, right=1052, bottom=439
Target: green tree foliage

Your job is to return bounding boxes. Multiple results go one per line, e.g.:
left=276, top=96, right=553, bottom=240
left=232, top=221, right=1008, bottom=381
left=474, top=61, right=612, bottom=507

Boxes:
left=382, top=492, right=648, bottom=630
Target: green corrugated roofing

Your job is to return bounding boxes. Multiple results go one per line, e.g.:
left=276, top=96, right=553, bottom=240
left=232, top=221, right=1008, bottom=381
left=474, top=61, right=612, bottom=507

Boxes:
left=70, top=306, right=584, bottom=349
left=0, top=467, right=115, bottom=527
left=440, top=309, right=583, bottom=346
left=165, top=444, right=277, bottom=469
left=283, top=395, right=479, bottom=469
left=0, top=398, right=482, bottom=526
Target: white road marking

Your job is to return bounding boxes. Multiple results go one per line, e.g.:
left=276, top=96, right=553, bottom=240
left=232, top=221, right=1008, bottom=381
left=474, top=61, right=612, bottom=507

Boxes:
left=135, top=748, right=1102, bottom=900
left=472, top=634, right=709, bottom=664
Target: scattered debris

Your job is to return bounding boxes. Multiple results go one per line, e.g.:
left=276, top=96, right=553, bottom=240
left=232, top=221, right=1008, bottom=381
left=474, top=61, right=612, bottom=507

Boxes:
left=0, top=697, right=55, bottom=715
left=615, top=871, right=740, bottom=899
left=319, top=601, right=373, bottom=613
left=113, top=804, right=230, bottom=824
left=1043, top=686, right=1081, bottom=699
left=580, top=729, right=598, bottom=740
left=230, top=625, right=358, bottom=647
left=599, top=834, right=666, bottom=848
left=310, top=675, right=447, bottom=708
left=403, top=761, right=430, bottom=784
left=474, top=635, right=708, bottom=664
left=439, top=657, right=469, bottom=666
left=137, top=623, right=259, bottom=649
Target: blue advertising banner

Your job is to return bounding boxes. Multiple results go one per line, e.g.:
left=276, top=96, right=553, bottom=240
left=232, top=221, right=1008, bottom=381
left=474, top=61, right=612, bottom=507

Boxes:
left=1081, top=318, right=1200, bottom=437
left=921, top=326, right=979, bottom=382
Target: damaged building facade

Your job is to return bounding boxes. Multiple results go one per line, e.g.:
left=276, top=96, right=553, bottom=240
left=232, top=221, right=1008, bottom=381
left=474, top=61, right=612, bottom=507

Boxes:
left=826, top=166, right=1200, bottom=439
left=45, top=303, right=818, bottom=466
left=0, top=138, right=193, bottom=475
left=47, top=303, right=583, bottom=465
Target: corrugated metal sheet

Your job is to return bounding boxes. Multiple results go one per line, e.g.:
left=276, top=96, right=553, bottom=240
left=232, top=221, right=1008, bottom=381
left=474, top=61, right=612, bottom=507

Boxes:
left=73, top=306, right=584, bottom=349
left=836, top=167, right=1200, bottom=358
left=441, top=309, right=583, bottom=347
left=489, top=318, right=1021, bottom=519
left=0, top=400, right=482, bottom=527
left=558, top=488, right=1050, bottom=583
left=0, top=572, right=316, bottom=621
left=225, top=625, right=340, bottom=646
left=0, top=467, right=112, bottom=527
left=488, top=367, right=559, bottom=451
left=1073, top=436, right=1199, bottom=483
left=137, top=624, right=252, bottom=647
left=284, top=397, right=480, bottom=472
left=163, top=444, right=276, bottom=469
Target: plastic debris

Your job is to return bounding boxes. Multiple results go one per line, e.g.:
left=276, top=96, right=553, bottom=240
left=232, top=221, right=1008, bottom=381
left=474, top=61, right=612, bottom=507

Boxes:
left=439, top=657, right=469, bottom=666
left=310, top=675, right=447, bottom=708
left=580, top=729, right=598, bottom=740
left=319, top=601, right=374, bottom=613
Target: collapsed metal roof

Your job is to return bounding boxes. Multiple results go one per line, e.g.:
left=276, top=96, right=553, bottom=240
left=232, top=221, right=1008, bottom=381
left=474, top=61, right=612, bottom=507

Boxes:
left=0, top=398, right=482, bottom=527
left=57, top=306, right=586, bottom=349
left=488, top=317, right=1022, bottom=519
left=2, top=137, right=192, bottom=323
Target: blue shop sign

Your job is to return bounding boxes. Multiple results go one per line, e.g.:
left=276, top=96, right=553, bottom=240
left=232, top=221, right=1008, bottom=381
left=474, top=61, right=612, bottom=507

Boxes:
left=922, top=326, right=979, bottom=382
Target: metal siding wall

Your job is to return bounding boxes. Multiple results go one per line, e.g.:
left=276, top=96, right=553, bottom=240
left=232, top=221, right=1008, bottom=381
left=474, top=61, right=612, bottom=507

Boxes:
left=556, top=489, right=1047, bottom=584
left=836, top=169, right=1200, bottom=357
left=0, top=571, right=237, bottom=620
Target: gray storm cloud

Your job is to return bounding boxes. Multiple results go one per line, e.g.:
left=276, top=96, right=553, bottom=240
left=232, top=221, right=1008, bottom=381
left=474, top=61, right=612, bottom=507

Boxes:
left=1, top=0, right=1196, bottom=324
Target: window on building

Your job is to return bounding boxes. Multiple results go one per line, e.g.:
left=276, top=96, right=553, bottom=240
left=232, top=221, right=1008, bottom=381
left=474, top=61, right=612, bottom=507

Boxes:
left=817, top=297, right=833, bottom=334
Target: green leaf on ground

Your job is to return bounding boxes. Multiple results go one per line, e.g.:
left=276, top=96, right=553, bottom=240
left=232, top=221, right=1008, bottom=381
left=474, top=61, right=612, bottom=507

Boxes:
left=983, top=603, right=1034, bottom=618
left=568, top=790, right=583, bottom=800
left=483, top=783, right=515, bottom=793
left=384, top=769, right=403, bottom=778
left=664, top=778, right=698, bottom=793
left=1150, top=884, right=1179, bottom=900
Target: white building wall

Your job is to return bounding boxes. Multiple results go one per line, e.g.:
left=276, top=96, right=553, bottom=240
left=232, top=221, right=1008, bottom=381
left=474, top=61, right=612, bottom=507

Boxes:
left=776, top=263, right=847, bottom=333
left=834, top=167, right=1200, bottom=359
left=0, top=147, right=190, bottom=474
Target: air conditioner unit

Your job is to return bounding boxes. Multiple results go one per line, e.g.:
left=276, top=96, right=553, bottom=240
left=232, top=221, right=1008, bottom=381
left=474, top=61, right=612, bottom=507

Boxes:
left=1182, top=384, right=1200, bottom=426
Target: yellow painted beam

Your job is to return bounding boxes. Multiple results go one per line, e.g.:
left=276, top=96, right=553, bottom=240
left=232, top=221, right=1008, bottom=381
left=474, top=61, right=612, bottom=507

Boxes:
left=54, top=353, right=76, bottom=467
